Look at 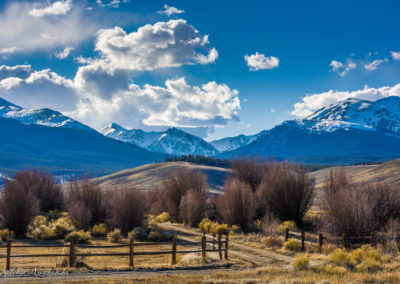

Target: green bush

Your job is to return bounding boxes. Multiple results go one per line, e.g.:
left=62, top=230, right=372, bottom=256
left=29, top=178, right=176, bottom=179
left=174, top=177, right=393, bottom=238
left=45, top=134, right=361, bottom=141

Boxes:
left=147, top=228, right=170, bottom=242
left=292, top=256, right=309, bottom=270
left=356, top=258, right=383, bottom=273
left=65, top=230, right=91, bottom=243
left=91, top=223, right=108, bottom=237
left=128, top=227, right=148, bottom=241
left=284, top=238, right=300, bottom=251
left=107, top=229, right=122, bottom=243
left=322, top=264, right=347, bottom=275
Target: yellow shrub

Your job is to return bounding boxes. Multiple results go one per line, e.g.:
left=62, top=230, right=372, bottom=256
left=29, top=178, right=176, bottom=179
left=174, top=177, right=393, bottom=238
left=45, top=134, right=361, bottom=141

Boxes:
left=278, top=221, right=296, bottom=234
left=107, top=229, right=122, bottom=243
left=356, top=258, right=383, bottom=273
left=262, top=236, right=283, bottom=248
left=49, top=217, right=75, bottom=238
left=28, top=215, right=75, bottom=240
left=91, top=223, right=108, bottom=237
left=322, top=264, right=347, bottom=275
left=292, top=256, right=309, bottom=270
left=329, top=249, right=354, bottom=267
left=284, top=238, right=300, bottom=251
left=0, top=229, right=15, bottom=242
left=199, top=218, right=212, bottom=233
left=155, top=212, right=170, bottom=223
left=303, top=210, right=323, bottom=225
left=65, top=230, right=91, bottom=243
left=215, top=224, right=229, bottom=235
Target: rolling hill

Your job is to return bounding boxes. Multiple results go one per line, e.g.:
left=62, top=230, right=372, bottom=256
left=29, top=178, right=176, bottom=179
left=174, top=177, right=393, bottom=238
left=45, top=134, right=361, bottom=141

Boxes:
left=93, top=162, right=232, bottom=193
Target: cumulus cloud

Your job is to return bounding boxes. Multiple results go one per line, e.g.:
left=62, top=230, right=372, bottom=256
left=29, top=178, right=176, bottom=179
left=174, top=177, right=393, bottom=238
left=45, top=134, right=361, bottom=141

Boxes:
left=329, top=59, right=357, bottom=76
left=0, top=64, right=240, bottom=131
left=96, top=0, right=129, bottom=8
left=244, top=52, right=279, bottom=71
left=158, top=4, right=185, bottom=16
left=391, top=51, right=400, bottom=60
left=55, top=46, right=74, bottom=59
left=0, top=2, right=98, bottom=52
left=29, top=0, right=72, bottom=17
left=94, top=19, right=218, bottom=71
left=292, top=83, right=400, bottom=117
left=364, top=58, right=388, bottom=71
left=0, top=47, right=24, bottom=54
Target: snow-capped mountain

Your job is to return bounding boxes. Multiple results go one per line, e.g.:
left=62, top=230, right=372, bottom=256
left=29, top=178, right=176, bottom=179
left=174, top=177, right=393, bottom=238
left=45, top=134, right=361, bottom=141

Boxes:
left=211, top=133, right=263, bottom=152
left=302, top=96, right=400, bottom=134
left=220, top=96, right=400, bottom=164
left=0, top=97, right=94, bottom=132
left=100, top=123, right=164, bottom=149
left=100, top=124, right=219, bottom=156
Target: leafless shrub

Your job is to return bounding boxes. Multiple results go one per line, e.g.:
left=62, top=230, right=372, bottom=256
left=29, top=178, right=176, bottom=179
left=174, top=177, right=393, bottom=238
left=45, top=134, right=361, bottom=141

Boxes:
left=0, top=179, right=40, bottom=237
left=232, top=158, right=266, bottom=192
left=163, top=169, right=208, bottom=221
left=323, top=169, right=400, bottom=237
left=12, top=169, right=63, bottom=212
left=217, top=178, right=255, bottom=232
left=147, top=187, right=168, bottom=215
left=179, top=189, right=207, bottom=227
left=67, top=201, right=92, bottom=230
left=256, top=162, right=314, bottom=225
left=108, top=187, right=148, bottom=234
left=66, top=179, right=106, bottom=229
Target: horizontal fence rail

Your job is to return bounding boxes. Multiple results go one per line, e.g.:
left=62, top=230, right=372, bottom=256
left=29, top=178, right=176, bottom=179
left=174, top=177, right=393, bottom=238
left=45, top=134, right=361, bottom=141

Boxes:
left=283, top=228, right=381, bottom=252
left=1, top=234, right=229, bottom=270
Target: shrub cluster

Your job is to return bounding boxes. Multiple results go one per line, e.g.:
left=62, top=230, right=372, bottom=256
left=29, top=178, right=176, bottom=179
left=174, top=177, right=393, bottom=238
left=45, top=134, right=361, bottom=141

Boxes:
left=198, top=218, right=229, bottom=235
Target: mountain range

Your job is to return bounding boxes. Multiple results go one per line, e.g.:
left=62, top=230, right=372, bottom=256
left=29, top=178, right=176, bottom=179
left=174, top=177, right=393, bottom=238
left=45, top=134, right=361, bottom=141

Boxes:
left=1, top=96, right=400, bottom=176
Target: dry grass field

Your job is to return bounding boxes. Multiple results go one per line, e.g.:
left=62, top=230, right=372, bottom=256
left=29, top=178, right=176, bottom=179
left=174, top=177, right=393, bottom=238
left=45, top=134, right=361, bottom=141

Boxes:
left=92, top=162, right=232, bottom=193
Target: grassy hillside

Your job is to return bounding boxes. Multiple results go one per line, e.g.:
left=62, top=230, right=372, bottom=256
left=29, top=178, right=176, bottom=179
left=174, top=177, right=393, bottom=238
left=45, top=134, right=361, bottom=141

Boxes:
left=93, top=162, right=232, bottom=192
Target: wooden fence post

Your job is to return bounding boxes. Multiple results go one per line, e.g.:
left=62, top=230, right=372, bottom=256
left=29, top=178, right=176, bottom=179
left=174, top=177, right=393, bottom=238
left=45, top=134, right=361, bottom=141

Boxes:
left=224, top=235, right=229, bottom=260
left=218, top=234, right=222, bottom=260
left=371, top=232, right=375, bottom=247
left=201, top=235, right=206, bottom=264
left=5, top=240, right=11, bottom=271
left=301, top=230, right=305, bottom=251
left=342, top=233, right=346, bottom=249
left=69, top=241, right=75, bottom=268
left=212, top=234, right=216, bottom=250
left=171, top=234, right=177, bottom=265
left=129, top=239, right=134, bottom=267
left=319, top=233, right=324, bottom=253
left=285, top=228, right=289, bottom=241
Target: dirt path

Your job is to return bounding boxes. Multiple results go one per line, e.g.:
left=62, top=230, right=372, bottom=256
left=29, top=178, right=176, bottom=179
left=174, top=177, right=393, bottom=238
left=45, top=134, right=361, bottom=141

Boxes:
left=158, top=223, right=293, bottom=266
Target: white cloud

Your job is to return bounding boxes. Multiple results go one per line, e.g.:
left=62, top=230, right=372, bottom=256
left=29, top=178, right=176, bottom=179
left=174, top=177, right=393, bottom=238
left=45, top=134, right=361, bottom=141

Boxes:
left=55, top=47, right=74, bottom=59
left=244, top=52, right=279, bottom=71
left=96, top=0, right=129, bottom=8
left=0, top=2, right=98, bottom=52
left=292, top=83, right=400, bottom=117
left=391, top=51, right=400, bottom=60
left=29, top=0, right=72, bottom=17
left=329, top=59, right=356, bottom=76
left=158, top=4, right=185, bottom=17
left=93, top=20, right=218, bottom=71
left=0, top=64, right=240, bottom=131
left=0, top=47, right=24, bottom=54
left=364, top=58, right=388, bottom=71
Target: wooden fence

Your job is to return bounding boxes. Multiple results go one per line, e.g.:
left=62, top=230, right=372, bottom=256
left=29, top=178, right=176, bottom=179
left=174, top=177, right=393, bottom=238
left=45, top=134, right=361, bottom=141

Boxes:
left=0, top=234, right=229, bottom=270
left=284, top=228, right=379, bottom=252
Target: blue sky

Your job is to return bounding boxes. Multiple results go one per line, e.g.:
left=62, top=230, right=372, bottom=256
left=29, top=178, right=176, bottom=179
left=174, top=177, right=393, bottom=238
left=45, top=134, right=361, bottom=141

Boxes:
left=0, top=0, right=400, bottom=140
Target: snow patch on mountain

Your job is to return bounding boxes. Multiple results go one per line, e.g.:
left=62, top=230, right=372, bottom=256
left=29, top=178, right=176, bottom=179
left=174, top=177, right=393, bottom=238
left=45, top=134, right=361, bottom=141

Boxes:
left=100, top=124, right=219, bottom=156
left=211, top=133, right=262, bottom=152
left=0, top=97, right=94, bottom=132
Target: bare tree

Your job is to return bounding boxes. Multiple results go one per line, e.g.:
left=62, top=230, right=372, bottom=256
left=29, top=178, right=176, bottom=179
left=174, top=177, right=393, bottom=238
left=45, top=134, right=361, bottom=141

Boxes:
left=108, top=187, right=147, bottom=234
left=232, top=158, right=266, bottom=192
left=66, top=179, right=106, bottom=228
left=0, top=179, right=39, bottom=237
left=217, top=178, right=255, bottom=232
left=179, top=189, right=207, bottom=227
left=163, top=169, right=208, bottom=221
left=12, top=169, right=63, bottom=212
left=257, top=162, right=314, bottom=225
